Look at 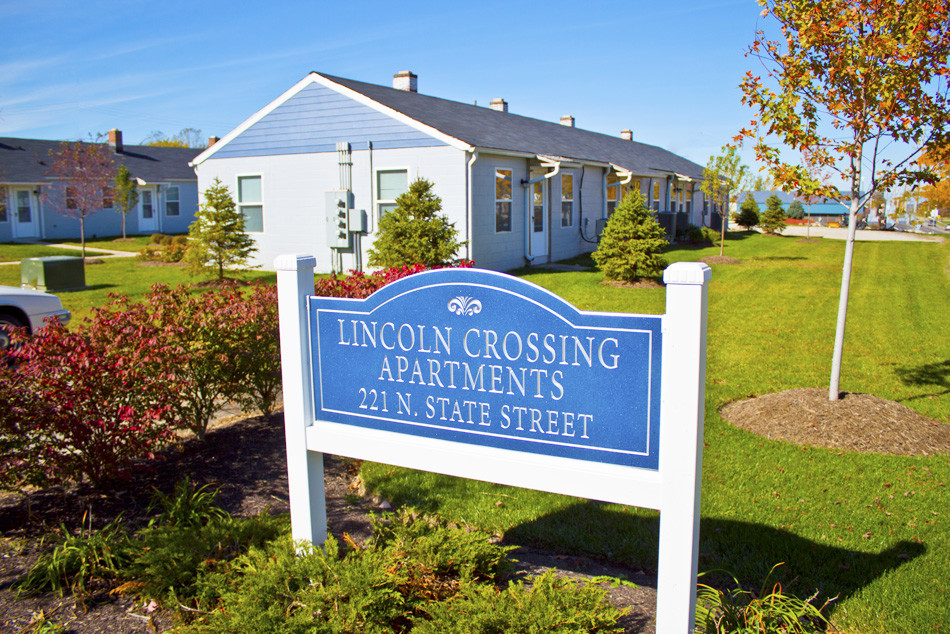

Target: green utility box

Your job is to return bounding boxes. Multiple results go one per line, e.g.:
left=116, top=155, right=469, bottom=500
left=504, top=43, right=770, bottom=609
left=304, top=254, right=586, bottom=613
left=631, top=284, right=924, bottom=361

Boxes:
left=21, top=256, right=86, bottom=292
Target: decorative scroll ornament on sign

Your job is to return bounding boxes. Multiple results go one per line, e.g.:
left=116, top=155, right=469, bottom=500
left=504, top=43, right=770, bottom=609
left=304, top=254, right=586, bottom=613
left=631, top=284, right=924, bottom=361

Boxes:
left=447, top=296, right=482, bottom=316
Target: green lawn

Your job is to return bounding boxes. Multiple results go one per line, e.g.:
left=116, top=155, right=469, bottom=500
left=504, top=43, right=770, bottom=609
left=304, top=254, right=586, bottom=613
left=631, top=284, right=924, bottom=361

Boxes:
left=0, top=253, right=274, bottom=323
left=0, top=242, right=113, bottom=262
left=362, top=234, right=950, bottom=633
left=45, top=234, right=164, bottom=252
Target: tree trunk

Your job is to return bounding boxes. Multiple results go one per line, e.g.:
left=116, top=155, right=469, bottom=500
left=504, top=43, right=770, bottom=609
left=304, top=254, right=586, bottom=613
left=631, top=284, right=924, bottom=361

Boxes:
left=828, top=166, right=863, bottom=401
left=719, top=198, right=726, bottom=257
left=80, top=214, right=86, bottom=260
left=121, top=212, right=127, bottom=240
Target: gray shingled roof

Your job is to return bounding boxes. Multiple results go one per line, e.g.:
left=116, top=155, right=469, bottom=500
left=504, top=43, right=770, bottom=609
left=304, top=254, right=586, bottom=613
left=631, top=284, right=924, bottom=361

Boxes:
left=0, top=137, right=199, bottom=184
left=321, top=73, right=704, bottom=180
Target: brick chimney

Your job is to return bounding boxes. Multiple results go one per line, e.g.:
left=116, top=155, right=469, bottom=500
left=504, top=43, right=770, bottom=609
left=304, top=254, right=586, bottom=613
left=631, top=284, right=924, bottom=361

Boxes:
left=207, top=136, right=220, bottom=148
left=620, top=129, right=633, bottom=141
left=108, top=129, right=123, bottom=153
left=489, top=98, right=508, bottom=112
left=393, top=70, right=417, bottom=93
left=560, top=115, right=575, bottom=127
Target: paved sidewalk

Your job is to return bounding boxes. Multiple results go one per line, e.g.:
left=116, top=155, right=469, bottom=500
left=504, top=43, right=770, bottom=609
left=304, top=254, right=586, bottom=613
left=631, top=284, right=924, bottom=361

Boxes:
left=773, top=226, right=945, bottom=242
left=0, top=241, right=138, bottom=266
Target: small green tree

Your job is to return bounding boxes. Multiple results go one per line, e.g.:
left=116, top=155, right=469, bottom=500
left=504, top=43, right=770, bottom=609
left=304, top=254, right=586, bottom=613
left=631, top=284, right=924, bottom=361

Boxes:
left=113, top=165, right=139, bottom=240
left=367, top=178, right=464, bottom=268
left=735, top=194, right=760, bottom=229
left=592, top=191, right=668, bottom=283
left=186, top=178, right=257, bottom=280
left=760, top=194, right=787, bottom=234
left=787, top=200, right=805, bottom=219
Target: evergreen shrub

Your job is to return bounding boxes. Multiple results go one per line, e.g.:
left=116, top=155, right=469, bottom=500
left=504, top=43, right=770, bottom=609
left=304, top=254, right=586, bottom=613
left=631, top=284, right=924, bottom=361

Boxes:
left=367, top=178, right=465, bottom=268
left=760, top=194, right=788, bottom=234
left=735, top=194, right=761, bottom=229
left=592, top=191, right=668, bottom=282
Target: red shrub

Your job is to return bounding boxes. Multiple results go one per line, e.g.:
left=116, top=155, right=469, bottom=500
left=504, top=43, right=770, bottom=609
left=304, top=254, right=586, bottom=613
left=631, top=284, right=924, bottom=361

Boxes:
left=0, top=318, right=182, bottom=488
left=314, top=261, right=474, bottom=298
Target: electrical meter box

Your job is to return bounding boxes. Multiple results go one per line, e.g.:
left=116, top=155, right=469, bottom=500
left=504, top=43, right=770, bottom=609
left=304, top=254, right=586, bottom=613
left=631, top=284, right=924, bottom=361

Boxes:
left=325, top=190, right=354, bottom=249
left=347, top=209, right=367, bottom=233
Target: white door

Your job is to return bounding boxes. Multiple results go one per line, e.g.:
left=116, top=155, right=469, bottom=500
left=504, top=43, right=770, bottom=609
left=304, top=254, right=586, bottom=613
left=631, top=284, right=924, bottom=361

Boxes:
left=13, top=189, right=39, bottom=238
left=528, top=179, right=548, bottom=260
left=139, top=190, right=157, bottom=232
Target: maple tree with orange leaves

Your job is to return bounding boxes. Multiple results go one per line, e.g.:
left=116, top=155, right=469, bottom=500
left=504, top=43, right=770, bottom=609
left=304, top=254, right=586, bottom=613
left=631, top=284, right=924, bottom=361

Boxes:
left=737, top=0, right=950, bottom=401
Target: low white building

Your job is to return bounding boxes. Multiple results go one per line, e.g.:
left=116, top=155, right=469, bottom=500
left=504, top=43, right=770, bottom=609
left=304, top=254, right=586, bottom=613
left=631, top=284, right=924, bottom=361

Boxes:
left=191, top=71, right=708, bottom=272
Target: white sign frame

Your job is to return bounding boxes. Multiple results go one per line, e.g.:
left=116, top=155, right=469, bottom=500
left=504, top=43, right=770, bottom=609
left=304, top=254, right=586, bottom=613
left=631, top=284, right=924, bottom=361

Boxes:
left=276, top=255, right=710, bottom=634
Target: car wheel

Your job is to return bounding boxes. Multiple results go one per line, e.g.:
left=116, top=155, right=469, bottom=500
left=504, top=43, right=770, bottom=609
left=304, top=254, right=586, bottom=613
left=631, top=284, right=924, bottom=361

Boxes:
left=0, top=314, right=27, bottom=350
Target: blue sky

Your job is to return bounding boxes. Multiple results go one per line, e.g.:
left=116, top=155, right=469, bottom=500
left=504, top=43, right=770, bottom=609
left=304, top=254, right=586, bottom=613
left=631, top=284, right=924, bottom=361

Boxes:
left=1, top=0, right=766, bottom=170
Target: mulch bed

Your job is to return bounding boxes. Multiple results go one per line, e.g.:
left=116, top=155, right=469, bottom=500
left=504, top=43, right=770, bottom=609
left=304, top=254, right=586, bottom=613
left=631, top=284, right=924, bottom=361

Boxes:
left=721, top=388, right=950, bottom=456
left=699, top=255, right=741, bottom=265
left=0, top=413, right=658, bottom=633
left=599, top=279, right=665, bottom=289
left=135, top=261, right=186, bottom=268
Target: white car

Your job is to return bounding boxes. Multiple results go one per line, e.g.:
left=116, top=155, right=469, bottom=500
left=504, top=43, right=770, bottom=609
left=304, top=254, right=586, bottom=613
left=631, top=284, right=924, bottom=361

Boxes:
left=0, top=286, right=71, bottom=349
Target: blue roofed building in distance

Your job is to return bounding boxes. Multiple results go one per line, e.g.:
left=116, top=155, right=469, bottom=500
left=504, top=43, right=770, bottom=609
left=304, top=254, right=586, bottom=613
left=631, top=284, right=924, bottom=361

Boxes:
left=190, top=71, right=713, bottom=273
left=733, top=190, right=854, bottom=226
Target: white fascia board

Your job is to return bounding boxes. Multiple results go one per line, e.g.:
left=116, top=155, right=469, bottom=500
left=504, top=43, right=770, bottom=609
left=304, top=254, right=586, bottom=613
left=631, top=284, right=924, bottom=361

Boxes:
left=478, top=147, right=611, bottom=169
left=312, top=74, right=471, bottom=152
left=190, top=73, right=325, bottom=167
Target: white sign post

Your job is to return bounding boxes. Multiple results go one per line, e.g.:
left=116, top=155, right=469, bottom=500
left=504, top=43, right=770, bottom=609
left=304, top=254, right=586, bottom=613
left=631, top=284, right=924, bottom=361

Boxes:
left=275, top=255, right=710, bottom=633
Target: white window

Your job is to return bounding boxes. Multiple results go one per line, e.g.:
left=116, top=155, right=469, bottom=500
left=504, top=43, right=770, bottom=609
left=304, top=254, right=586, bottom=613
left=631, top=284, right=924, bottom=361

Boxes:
left=165, top=186, right=180, bottom=216
left=495, top=169, right=512, bottom=232
left=238, top=176, right=263, bottom=232
left=376, top=169, right=408, bottom=220
left=652, top=181, right=660, bottom=211
left=561, top=174, right=573, bottom=227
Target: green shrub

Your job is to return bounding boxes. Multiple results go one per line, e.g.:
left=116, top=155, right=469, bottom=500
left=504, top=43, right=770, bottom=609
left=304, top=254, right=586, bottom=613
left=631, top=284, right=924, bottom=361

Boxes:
left=171, top=235, right=188, bottom=246
left=760, top=195, right=788, bottom=234
left=695, top=565, right=832, bottom=634
left=136, top=244, right=159, bottom=261
left=787, top=200, right=805, bottom=220
left=17, top=514, right=132, bottom=596
left=159, top=242, right=187, bottom=263
left=367, top=178, right=465, bottom=268
left=735, top=194, right=760, bottom=229
left=178, top=510, right=520, bottom=632
left=130, top=512, right=285, bottom=609
left=150, top=233, right=165, bottom=244
left=701, top=226, right=720, bottom=244
left=412, top=570, right=626, bottom=633
left=592, top=191, right=668, bottom=282
left=146, top=478, right=229, bottom=529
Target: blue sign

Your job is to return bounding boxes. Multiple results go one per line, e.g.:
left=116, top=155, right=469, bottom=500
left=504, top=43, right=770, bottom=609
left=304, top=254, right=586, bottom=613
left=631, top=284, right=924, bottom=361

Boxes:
left=309, top=268, right=662, bottom=469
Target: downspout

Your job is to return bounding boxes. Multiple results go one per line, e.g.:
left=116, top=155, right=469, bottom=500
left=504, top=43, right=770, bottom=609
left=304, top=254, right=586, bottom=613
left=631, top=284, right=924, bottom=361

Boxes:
left=466, top=149, right=478, bottom=262
left=579, top=165, right=597, bottom=244
left=521, top=157, right=560, bottom=263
